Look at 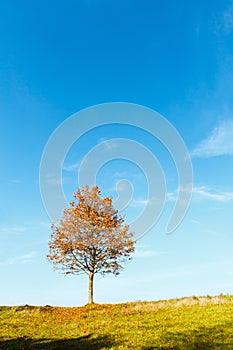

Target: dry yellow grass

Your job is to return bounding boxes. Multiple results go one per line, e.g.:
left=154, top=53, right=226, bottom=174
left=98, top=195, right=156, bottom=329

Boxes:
left=0, top=295, right=232, bottom=349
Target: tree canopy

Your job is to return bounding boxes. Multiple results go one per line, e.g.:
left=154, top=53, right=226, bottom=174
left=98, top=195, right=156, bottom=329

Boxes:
left=47, top=185, right=135, bottom=303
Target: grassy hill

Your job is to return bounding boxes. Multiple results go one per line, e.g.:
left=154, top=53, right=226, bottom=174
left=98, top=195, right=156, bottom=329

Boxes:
left=0, top=295, right=232, bottom=349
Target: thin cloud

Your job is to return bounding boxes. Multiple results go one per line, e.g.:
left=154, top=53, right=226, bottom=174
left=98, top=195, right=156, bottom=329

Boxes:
left=98, top=138, right=119, bottom=151
left=8, top=179, right=22, bottom=184
left=39, top=221, right=51, bottom=229
left=63, top=139, right=120, bottom=173
left=223, top=3, right=233, bottom=33
left=63, top=161, right=80, bottom=172
left=46, top=178, right=62, bottom=185
left=190, top=219, right=201, bottom=225
left=168, top=185, right=233, bottom=203
left=131, top=197, right=159, bottom=208
left=0, top=226, right=29, bottom=234
left=0, top=251, right=37, bottom=266
left=166, top=191, right=177, bottom=202
left=213, top=3, right=233, bottom=35
left=191, top=119, right=233, bottom=157
left=114, top=171, right=132, bottom=178
left=192, top=186, right=233, bottom=202
left=45, top=173, right=72, bottom=185
left=131, top=198, right=148, bottom=207
left=134, top=245, right=166, bottom=258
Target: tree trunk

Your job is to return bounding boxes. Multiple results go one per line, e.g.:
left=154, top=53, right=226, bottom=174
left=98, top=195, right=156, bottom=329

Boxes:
left=88, top=272, right=94, bottom=304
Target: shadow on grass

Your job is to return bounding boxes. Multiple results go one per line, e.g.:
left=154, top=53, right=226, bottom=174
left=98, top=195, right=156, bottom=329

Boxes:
left=141, top=322, right=233, bottom=350
left=1, top=322, right=232, bottom=349
left=0, top=334, right=115, bottom=349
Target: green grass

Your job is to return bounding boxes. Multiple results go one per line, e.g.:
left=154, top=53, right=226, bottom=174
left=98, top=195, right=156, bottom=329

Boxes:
left=0, top=295, right=232, bottom=349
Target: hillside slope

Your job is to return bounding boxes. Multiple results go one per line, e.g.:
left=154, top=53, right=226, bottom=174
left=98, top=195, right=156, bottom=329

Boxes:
left=0, top=295, right=232, bottom=349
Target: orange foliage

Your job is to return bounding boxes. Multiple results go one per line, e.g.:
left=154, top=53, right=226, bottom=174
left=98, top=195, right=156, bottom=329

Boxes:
left=47, top=185, right=135, bottom=279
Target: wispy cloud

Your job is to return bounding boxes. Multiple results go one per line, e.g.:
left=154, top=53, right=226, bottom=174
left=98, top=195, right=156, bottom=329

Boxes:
left=8, top=179, right=22, bottom=184
left=0, top=251, right=37, bottom=266
left=192, top=186, right=233, bottom=202
left=190, top=219, right=201, bottom=225
left=131, top=197, right=159, bottom=208
left=0, top=226, right=29, bottom=234
left=213, top=3, right=233, bottom=35
left=114, top=171, right=132, bottom=178
left=97, top=137, right=122, bottom=151
left=63, top=139, right=121, bottom=173
left=134, top=245, right=166, bottom=258
left=166, top=191, right=177, bottom=202
left=45, top=178, right=63, bottom=185
left=167, top=185, right=233, bottom=203
left=191, top=119, right=233, bottom=157
left=63, top=161, right=80, bottom=172
left=45, top=173, right=72, bottom=185
left=39, top=221, right=51, bottom=229
left=131, top=198, right=148, bottom=207
left=223, top=3, right=233, bottom=33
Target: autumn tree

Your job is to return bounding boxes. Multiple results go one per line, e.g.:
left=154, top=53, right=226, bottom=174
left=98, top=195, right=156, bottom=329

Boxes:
left=47, top=185, right=135, bottom=304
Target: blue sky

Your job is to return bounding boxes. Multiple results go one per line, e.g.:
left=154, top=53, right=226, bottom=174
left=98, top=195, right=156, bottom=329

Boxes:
left=0, top=0, right=233, bottom=306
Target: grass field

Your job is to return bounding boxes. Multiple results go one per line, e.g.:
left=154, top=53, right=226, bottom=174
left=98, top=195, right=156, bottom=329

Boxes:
left=0, top=295, right=232, bottom=349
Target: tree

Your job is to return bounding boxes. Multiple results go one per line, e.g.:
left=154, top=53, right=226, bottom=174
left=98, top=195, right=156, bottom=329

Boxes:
left=47, top=185, right=135, bottom=304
